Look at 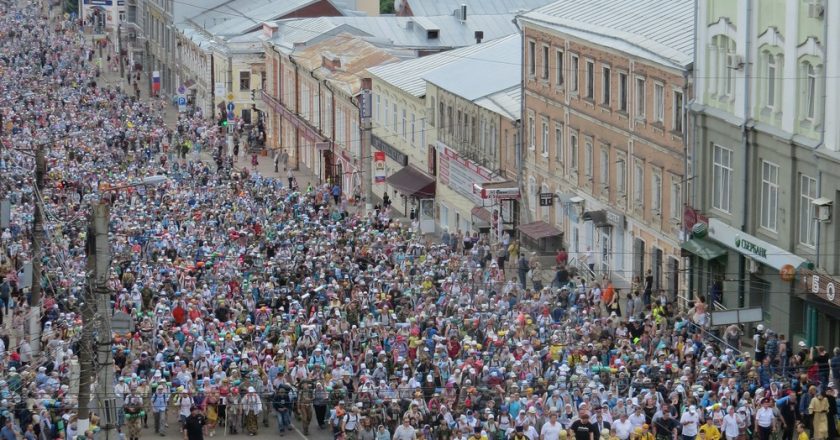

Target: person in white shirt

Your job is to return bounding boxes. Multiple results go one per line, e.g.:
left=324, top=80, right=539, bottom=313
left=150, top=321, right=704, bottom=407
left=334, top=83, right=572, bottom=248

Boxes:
left=629, top=406, right=647, bottom=430
left=541, top=413, right=564, bottom=440
left=721, top=406, right=740, bottom=440
left=613, top=413, right=634, bottom=440
left=393, top=418, right=416, bottom=440
left=680, top=406, right=701, bottom=440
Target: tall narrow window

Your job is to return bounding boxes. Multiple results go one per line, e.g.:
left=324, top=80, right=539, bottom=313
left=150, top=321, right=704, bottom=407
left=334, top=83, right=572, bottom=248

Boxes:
left=542, top=45, right=549, bottom=80
left=760, top=161, right=779, bottom=232
left=392, top=103, right=398, bottom=132
left=654, top=83, right=664, bottom=123
left=673, top=90, right=684, bottom=133
left=602, top=66, right=611, bottom=105
left=555, top=123, right=564, bottom=164
left=584, top=140, right=593, bottom=177
left=528, top=41, right=536, bottom=76
left=599, top=147, right=609, bottom=186
left=569, top=132, right=578, bottom=170
left=635, top=77, right=646, bottom=118
left=616, top=156, right=626, bottom=194
left=634, top=162, right=644, bottom=205
left=651, top=173, right=662, bottom=213
left=401, top=109, right=407, bottom=140
left=541, top=119, right=549, bottom=155
left=585, top=60, right=594, bottom=99
left=570, top=54, right=579, bottom=93
left=528, top=115, right=536, bottom=150
left=766, top=53, right=777, bottom=109
left=618, top=72, right=628, bottom=112
left=410, top=113, right=416, bottom=145
left=555, top=49, right=564, bottom=87
left=384, top=98, right=390, bottom=130
left=712, top=144, right=733, bottom=212
left=804, top=63, right=817, bottom=120
left=799, top=174, right=818, bottom=246
left=670, top=181, right=681, bottom=220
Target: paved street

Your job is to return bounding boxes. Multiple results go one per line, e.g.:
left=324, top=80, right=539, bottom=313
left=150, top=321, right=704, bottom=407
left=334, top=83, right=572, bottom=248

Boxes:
left=133, top=412, right=332, bottom=440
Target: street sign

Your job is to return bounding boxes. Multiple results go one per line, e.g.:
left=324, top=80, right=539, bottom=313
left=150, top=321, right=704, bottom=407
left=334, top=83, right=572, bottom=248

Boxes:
left=111, top=311, right=134, bottom=334
left=360, top=89, right=372, bottom=120
left=177, top=96, right=187, bottom=113
left=215, top=82, right=226, bottom=97
left=177, top=84, right=186, bottom=95
left=226, top=110, right=234, bottom=121
left=539, top=193, right=554, bottom=206
left=227, top=102, right=235, bottom=112
left=710, top=307, right=764, bottom=327
left=226, top=92, right=235, bottom=102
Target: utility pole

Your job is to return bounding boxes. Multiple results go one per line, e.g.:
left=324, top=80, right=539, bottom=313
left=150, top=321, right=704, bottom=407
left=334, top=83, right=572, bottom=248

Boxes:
left=91, top=202, right=116, bottom=440
left=29, top=143, right=45, bottom=355
left=76, top=206, right=98, bottom=435
left=360, top=78, right=373, bottom=214
left=118, top=23, right=124, bottom=78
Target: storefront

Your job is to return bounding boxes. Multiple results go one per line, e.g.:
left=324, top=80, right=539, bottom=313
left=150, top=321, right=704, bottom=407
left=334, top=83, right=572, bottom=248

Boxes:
left=705, top=218, right=809, bottom=338
left=800, top=270, right=840, bottom=348
left=385, top=165, right=436, bottom=234
left=582, top=209, right=625, bottom=281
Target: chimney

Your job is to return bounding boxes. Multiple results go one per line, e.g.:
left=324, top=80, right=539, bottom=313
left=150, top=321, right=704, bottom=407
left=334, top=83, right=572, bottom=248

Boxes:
left=474, top=30, right=483, bottom=44
left=460, top=4, right=467, bottom=22
left=262, top=22, right=278, bottom=38
left=322, top=53, right=342, bottom=71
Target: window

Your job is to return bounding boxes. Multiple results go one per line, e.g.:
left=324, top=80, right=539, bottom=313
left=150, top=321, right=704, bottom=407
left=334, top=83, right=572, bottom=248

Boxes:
left=799, top=174, right=818, bottom=247
left=670, top=181, right=681, bottom=220
left=447, top=106, right=453, bottom=135
left=401, top=109, right=407, bottom=140
left=438, top=101, right=444, bottom=130
left=635, top=77, right=646, bottom=118
left=384, top=98, right=390, bottom=130
left=540, top=183, right=550, bottom=220
left=618, top=72, right=628, bottom=112
left=712, top=144, right=733, bottom=212
left=410, top=113, right=416, bottom=145
left=392, top=103, right=397, bottom=132
left=555, top=49, right=564, bottom=86
left=528, top=41, right=536, bottom=76
left=456, top=111, right=462, bottom=139
left=673, top=90, right=684, bottom=133
left=653, top=83, right=664, bottom=123
left=651, top=173, right=662, bottom=213
left=584, top=140, right=593, bottom=177
left=429, top=97, right=435, bottom=126
left=766, top=52, right=777, bottom=109
left=570, top=54, right=579, bottom=93
left=616, top=156, right=626, bottom=194
left=585, top=60, right=594, bottom=99
left=760, top=161, right=779, bottom=232
left=528, top=115, right=536, bottom=150
left=420, top=119, right=426, bottom=149
left=634, top=162, right=644, bottom=205
left=710, top=35, right=736, bottom=98
left=569, top=131, right=579, bottom=171
left=239, top=71, right=250, bottom=91
left=803, top=62, right=818, bottom=121
left=602, top=66, right=611, bottom=105
left=554, top=123, right=564, bottom=164
left=375, top=94, right=381, bottom=122
left=599, top=146, right=609, bottom=186
left=528, top=177, right=537, bottom=213
left=301, top=83, right=310, bottom=119
left=541, top=45, right=549, bottom=80
left=540, top=119, right=549, bottom=155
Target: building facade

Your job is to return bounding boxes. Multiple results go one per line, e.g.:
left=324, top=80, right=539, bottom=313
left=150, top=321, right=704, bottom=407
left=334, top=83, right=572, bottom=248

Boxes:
left=689, top=0, right=840, bottom=346
left=518, top=0, right=694, bottom=290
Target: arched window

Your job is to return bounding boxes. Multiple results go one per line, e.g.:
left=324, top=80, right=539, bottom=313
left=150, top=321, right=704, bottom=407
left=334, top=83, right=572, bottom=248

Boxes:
left=708, top=35, right=736, bottom=99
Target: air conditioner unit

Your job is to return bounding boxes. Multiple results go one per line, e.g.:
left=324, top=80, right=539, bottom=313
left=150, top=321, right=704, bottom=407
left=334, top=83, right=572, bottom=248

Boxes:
left=748, top=257, right=760, bottom=274
left=726, top=53, right=744, bottom=70
left=808, top=2, right=825, bottom=19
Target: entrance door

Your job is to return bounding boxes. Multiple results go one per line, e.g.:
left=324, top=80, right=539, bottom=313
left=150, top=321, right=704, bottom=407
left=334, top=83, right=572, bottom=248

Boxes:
left=419, top=199, right=435, bottom=234
left=653, top=248, right=663, bottom=291
left=633, top=238, right=646, bottom=280
left=599, top=228, right=611, bottom=276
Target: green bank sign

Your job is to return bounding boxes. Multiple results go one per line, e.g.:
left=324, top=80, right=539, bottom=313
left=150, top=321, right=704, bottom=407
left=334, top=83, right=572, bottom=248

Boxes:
left=735, top=237, right=767, bottom=259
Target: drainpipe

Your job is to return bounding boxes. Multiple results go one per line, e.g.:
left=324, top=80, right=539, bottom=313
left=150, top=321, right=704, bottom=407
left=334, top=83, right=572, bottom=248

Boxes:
left=288, top=54, right=302, bottom=170
left=737, top=0, right=754, bottom=309
left=812, top=1, right=829, bottom=271
left=513, top=16, right=528, bottom=232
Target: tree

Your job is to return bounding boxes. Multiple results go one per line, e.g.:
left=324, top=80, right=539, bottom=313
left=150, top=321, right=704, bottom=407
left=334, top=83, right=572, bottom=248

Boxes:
left=380, top=0, right=395, bottom=14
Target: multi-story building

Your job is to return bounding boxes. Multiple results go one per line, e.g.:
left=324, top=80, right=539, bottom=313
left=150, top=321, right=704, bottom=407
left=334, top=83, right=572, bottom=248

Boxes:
left=395, top=0, right=554, bottom=17
left=689, top=0, right=840, bottom=346
left=263, top=33, right=398, bottom=189
left=366, top=35, right=522, bottom=235
left=517, top=0, right=694, bottom=290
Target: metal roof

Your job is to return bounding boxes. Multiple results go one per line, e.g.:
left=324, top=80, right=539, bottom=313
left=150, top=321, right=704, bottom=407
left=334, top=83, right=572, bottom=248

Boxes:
left=367, top=34, right=519, bottom=98
left=422, top=34, right=521, bottom=101
left=190, top=0, right=342, bottom=38
left=474, top=85, right=521, bottom=121
left=292, top=33, right=400, bottom=95
left=269, top=14, right=519, bottom=53
left=401, top=0, right=554, bottom=16
left=518, top=0, right=694, bottom=69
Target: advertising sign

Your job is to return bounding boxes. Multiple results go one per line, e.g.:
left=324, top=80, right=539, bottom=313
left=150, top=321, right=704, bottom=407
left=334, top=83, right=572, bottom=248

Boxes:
left=374, top=152, right=386, bottom=183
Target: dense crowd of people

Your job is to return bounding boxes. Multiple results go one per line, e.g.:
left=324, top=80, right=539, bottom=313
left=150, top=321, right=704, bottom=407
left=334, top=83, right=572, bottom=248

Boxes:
left=0, top=2, right=839, bottom=440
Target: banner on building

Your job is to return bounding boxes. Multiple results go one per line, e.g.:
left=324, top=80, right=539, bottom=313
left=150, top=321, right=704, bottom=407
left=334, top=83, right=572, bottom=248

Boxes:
left=374, top=151, right=386, bottom=183
left=152, top=71, right=161, bottom=93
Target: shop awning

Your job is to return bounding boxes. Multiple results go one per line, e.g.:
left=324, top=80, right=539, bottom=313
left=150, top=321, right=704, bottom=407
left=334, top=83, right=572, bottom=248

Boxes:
left=386, top=166, right=435, bottom=198
left=519, top=221, right=562, bottom=240
left=681, top=238, right=728, bottom=260
left=583, top=210, right=610, bottom=227
left=471, top=206, right=492, bottom=224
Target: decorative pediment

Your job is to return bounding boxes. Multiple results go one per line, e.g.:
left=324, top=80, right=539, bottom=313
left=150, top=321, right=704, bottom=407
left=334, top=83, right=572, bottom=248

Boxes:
left=797, top=36, right=825, bottom=60
left=708, top=17, right=737, bottom=40
left=757, top=26, right=784, bottom=49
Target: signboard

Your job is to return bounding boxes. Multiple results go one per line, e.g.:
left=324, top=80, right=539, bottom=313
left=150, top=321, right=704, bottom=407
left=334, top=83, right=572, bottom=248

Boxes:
left=710, top=307, right=764, bottom=326
left=214, top=82, right=226, bottom=97
left=802, top=269, right=840, bottom=307
left=359, top=90, right=372, bottom=120
left=177, top=96, right=187, bottom=113
left=226, top=93, right=235, bottom=102
left=374, top=151, right=386, bottom=183
left=111, top=311, right=134, bottom=333
left=539, top=193, right=554, bottom=206
left=708, top=218, right=807, bottom=271
left=437, top=141, right=498, bottom=206
left=151, top=71, right=160, bottom=93
left=316, top=142, right=330, bottom=151
left=177, top=84, right=186, bottom=95
left=371, top=135, right=408, bottom=167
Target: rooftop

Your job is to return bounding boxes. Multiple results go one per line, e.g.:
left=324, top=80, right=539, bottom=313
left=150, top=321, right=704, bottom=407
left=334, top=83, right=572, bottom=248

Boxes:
left=398, top=0, right=553, bottom=16
left=188, top=0, right=343, bottom=37
left=518, top=0, right=694, bottom=69
left=367, top=33, right=520, bottom=98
